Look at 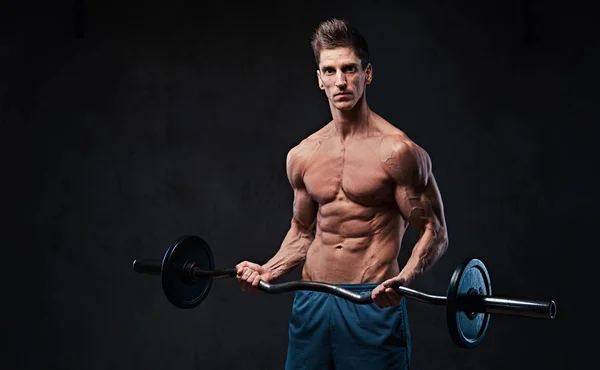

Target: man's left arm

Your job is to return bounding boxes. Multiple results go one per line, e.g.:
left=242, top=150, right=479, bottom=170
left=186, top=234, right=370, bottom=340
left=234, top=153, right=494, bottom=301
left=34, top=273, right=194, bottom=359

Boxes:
left=396, top=172, right=448, bottom=282
left=372, top=136, right=449, bottom=308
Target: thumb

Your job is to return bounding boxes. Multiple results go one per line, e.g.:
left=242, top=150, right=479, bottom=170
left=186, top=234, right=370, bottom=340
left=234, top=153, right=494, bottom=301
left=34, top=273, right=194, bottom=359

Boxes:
left=239, top=261, right=261, bottom=270
left=383, top=277, right=402, bottom=288
left=248, top=262, right=264, bottom=271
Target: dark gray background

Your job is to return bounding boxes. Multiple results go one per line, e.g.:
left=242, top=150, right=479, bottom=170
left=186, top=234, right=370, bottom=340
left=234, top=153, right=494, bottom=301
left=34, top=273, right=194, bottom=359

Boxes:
left=2, top=0, right=596, bottom=369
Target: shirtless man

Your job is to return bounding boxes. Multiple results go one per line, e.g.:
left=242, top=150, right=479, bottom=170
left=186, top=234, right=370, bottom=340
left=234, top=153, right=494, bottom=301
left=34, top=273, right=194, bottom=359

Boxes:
left=236, top=18, right=449, bottom=369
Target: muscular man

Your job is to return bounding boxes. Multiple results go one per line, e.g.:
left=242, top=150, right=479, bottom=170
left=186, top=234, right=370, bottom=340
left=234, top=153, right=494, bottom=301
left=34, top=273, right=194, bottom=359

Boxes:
left=236, top=18, right=449, bottom=369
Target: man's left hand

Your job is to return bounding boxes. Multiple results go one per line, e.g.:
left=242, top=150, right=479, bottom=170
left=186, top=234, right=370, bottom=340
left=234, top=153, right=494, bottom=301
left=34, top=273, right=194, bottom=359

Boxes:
left=371, top=275, right=410, bottom=308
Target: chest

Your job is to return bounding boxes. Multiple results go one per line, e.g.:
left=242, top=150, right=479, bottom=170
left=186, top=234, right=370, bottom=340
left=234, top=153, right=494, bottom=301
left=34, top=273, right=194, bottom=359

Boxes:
left=303, top=139, right=394, bottom=205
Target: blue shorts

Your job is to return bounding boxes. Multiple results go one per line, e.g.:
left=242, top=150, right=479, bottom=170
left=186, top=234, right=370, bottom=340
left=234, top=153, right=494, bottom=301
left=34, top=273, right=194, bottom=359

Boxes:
left=285, top=283, right=411, bottom=370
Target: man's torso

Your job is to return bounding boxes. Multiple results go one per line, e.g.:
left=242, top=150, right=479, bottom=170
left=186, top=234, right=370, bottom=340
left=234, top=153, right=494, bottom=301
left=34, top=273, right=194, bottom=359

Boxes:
left=295, top=115, right=410, bottom=284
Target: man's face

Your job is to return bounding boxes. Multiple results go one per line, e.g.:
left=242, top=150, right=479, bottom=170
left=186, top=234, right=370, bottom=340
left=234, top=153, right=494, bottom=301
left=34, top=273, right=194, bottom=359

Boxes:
left=317, top=47, right=372, bottom=111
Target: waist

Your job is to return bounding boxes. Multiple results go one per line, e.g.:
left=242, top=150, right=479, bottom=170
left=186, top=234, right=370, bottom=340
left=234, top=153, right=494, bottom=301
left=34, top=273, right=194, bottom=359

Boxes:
left=291, top=282, right=381, bottom=299
left=328, top=282, right=381, bottom=292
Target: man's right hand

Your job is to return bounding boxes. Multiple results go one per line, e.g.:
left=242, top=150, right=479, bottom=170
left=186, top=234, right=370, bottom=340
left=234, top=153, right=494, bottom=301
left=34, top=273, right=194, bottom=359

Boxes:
left=235, top=261, right=273, bottom=293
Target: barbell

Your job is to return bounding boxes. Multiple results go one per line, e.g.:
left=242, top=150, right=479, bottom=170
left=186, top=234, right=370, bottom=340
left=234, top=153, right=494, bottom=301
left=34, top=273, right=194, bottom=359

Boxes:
left=132, top=235, right=557, bottom=349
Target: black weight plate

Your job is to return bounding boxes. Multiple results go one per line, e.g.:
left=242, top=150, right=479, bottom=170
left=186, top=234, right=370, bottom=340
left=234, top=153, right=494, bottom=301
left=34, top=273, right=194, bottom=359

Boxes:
left=446, top=258, right=491, bottom=349
left=161, top=235, right=214, bottom=309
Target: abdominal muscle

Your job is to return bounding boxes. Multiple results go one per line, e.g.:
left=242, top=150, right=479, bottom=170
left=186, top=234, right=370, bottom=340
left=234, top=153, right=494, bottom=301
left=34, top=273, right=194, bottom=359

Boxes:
left=301, top=198, right=406, bottom=284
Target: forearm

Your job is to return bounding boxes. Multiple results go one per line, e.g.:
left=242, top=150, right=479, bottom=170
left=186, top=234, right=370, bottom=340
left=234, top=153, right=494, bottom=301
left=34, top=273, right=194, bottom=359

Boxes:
left=262, top=221, right=314, bottom=281
left=399, top=226, right=448, bottom=283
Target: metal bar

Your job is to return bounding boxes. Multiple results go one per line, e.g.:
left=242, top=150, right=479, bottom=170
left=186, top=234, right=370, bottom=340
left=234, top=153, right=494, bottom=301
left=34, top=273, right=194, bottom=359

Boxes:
left=480, top=296, right=556, bottom=319
left=132, top=260, right=161, bottom=275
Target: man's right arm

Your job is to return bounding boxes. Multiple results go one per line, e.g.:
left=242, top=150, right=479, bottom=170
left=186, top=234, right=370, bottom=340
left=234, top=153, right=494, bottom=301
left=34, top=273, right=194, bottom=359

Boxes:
left=261, top=185, right=317, bottom=281
left=236, top=144, right=318, bottom=287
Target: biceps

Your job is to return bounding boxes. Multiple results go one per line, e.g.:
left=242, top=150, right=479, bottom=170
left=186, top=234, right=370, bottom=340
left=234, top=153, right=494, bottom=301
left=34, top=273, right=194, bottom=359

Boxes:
left=395, top=176, right=446, bottom=235
left=292, top=188, right=318, bottom=233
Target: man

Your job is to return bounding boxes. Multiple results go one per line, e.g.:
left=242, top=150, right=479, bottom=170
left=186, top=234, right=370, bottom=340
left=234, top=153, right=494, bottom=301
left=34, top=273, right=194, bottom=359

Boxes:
left=236, top=18, right=449, bottom=369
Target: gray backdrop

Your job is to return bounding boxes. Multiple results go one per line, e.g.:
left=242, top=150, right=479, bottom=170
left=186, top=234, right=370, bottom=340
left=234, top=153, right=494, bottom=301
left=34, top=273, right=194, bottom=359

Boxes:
left=2, top=0, right=596, bottom=369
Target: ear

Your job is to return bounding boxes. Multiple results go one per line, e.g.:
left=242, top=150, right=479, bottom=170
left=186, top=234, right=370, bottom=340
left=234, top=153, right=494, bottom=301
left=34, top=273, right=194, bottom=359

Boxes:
left=364, top=63, right=373, bottom=85
left=317, top=70, right=324, bottom=90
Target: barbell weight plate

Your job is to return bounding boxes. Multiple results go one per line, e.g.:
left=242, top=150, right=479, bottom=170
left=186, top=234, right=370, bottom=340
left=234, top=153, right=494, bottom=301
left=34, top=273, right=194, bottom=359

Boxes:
left=161, top=235, right=214, bottom=309
left=446, top=258, right=492, bottom=349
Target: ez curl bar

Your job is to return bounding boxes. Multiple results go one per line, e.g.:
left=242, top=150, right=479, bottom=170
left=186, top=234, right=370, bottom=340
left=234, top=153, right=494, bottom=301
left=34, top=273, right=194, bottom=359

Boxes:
left=132, top=235, right=557, bottom=349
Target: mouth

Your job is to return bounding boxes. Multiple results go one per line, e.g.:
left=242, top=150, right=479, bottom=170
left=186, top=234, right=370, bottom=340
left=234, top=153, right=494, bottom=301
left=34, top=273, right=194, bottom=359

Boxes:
left=335, top=92, right=352, bottom=97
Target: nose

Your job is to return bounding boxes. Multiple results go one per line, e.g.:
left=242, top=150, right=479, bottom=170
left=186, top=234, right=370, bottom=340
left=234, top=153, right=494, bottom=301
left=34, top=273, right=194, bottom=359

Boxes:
left=335, top=72, right=347, bottom=89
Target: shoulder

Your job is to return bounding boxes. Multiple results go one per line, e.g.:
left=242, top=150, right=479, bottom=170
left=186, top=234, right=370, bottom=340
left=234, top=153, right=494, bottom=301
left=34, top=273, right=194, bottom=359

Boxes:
left=379, top=133, right=424, bottom=160
left=286, top=128, right=325, bottom=168
left=286, top=123, right=333, bottom=185
left=379, top=133, right=432, bottom=187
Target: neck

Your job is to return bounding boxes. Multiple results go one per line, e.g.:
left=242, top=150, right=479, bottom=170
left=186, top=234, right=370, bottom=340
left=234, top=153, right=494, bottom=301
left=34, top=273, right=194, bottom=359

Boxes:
left=330, top=95, right=372, bottom=140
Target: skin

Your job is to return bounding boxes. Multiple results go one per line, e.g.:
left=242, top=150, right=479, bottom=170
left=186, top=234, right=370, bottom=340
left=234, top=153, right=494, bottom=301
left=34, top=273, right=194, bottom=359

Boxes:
left=236, top=46, right=449, bottom=308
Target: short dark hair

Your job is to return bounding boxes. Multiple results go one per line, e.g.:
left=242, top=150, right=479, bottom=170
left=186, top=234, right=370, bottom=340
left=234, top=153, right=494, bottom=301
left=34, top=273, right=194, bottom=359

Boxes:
left=310, top=18, right=370, bottom=69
